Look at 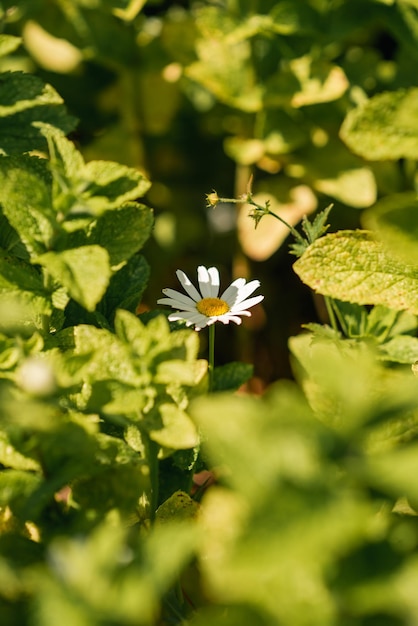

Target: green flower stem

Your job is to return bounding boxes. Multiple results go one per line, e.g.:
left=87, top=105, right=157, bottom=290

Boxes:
left=41, top=270, right=53, bottom=335
left=142, top=430, right=159, bottom=522
left=208, top=323, right=215, bottom=392
left=262, top=207, right=306, bottom=246
left=209, top=192, right=305, bottom=247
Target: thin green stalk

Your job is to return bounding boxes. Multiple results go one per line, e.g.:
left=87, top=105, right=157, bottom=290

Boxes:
left=142, top=431, right=159, bottom=523
left=207, top=190, right=306, bottom=248
left=41, top=270, right=53, bottom=335
left=324, top=296, right=339, bottom=333
left=208, top=323, right=215, bottom=392
left=263, top=208, right=306, bottom=247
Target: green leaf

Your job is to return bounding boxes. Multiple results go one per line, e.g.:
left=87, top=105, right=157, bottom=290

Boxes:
left=0, top=73, right=76, bottom=154
left=0, top=249, right=52, bottom=319
left=270, top=1, right=320, bottom=35
left=82, top=160, right=151, bottom=211
left=65, top=324, right=142, bottom=385
left=292, top=138, right=377, bottom=208
left=363, top=192, right=418, bottom=264
left=265, top=57, right=349, bottom=108
left=0, top=155, right=54, bottom=256
left=156, top=359, right=207, bottom=387
left=100, top=253, right=150, bottom=318
left=0, top=35, right=21, bottom=57
left=367, top=443, right=418, bottom=505
left=293, top=230, right=418, bottom=314
left=115, top=309, right=200, bottom=367
left=340, top=88, right=418, bottom=160
left=86, top=379, right=151, bottom=416
left=72, top=460, right=148, bottom=517
left=0, top=469, right=42, bottom=517
left=185, top=35, right=262, bottom=113
left=289, top=331, right=418, bottom=430
left=379, top=335, right=418, bottom=363
left=191, top=382, right=320, bottom=501
left=36, top=246, right=111, bottom=311
left=156, top=490, right=199, bottom=523
left=213, top=362, right=254, bottom=392
left=88, top=202, right=154, bottom=269
left=39, top=124, right=151, bottom=218
left=0, top=431, right=40, bottom=471
left=260, top=108, right=308, bottom=155
left=147, top=403, right=199, bottom=450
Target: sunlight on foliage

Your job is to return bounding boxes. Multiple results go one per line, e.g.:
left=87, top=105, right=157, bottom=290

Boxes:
left=1, top=1, right=418, bottom=625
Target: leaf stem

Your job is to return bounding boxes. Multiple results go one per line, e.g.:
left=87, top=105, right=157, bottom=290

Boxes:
left=324, top=296, right=339, bottom=332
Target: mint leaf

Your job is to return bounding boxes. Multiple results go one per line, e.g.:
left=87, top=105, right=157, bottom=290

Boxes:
left=36, top=246, right=111, bottom=312
left=0, top=155, right=54, bottom=256
left=213, top=362, right=254, bottom=391
left=88, top=202, right=154, bottom=269
left=0, top=73, right=76, bottom=154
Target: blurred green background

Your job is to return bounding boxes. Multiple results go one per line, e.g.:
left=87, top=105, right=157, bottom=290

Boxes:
left=2, top=0, right=417, bottom=385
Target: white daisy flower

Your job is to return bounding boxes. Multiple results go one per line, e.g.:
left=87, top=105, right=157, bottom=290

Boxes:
left=158, top=265, right=264, bottom=331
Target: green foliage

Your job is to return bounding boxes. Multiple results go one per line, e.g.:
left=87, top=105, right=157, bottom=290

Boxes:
left=2, top=2, right=418, bottom=626
left=0, top=45, right=211, bottom=625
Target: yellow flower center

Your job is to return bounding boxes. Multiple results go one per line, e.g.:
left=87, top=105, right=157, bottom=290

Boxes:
left=196, top=297, right=230, bottom=317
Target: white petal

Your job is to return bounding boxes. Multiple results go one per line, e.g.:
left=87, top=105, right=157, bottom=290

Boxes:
left=230, top=294, right=264, bottom=312
left=227, top=310, right=252, bottom=317
left=168, top=310, right=209, bottom=328
left=207, top=267, right=220, bottom=297
left=233, top=280, right=261, bottom=305
left=221, top=278, right=246, bottom=305
left=176, top=269, right=201, bottom=301
left=218, top=314, right=242, bottom=325
left=160, top=288, right=196, bottom=307
left=197, top=266, right=213, bottom=298
left=157, top=298, right=198, bottom=312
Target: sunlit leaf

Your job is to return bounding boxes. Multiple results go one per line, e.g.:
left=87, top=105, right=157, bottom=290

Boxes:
left=293, top=230, right=418, bottom=314
left=36, top=246, right=111, bottom=311
left=0, top=73, right=76, bottom=154
left=363, top=192, right=418, bottom=264
left=340, top=88, right=418, bottom=160
left=0, top=34, right=21, bottom=57
left=147, top=403, right=199, bottom=450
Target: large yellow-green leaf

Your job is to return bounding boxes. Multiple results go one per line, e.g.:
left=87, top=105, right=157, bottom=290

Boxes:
left=340, top=88, right=418, bottom=160
left=292, top=138, right=377, bottom=208
left=293, top=230, right=418, bottom=314
left=363, top=192, right=418, bottom=264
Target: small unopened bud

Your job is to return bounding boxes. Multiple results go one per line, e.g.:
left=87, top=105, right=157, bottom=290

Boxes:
left=206, top=191, right=220, bottom=208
